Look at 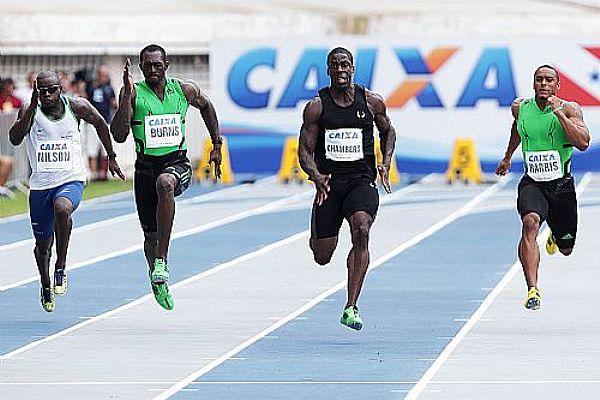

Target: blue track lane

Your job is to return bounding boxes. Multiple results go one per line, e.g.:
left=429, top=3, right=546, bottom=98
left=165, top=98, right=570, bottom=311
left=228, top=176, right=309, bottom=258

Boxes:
left=173, top=209, right=521, bottom=400
left=0, top=183, right=226, bottom=245
left=0, top=207, right=308, bottom=355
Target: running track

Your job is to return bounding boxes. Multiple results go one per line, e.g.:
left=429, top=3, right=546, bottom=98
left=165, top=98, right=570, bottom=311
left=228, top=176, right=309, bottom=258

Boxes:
left=1, top=173, right=599, bottom=400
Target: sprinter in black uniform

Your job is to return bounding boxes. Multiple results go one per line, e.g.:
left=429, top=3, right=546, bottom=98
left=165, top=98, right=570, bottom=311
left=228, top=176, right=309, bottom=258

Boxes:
left=298, top=47, right=397, bottom=330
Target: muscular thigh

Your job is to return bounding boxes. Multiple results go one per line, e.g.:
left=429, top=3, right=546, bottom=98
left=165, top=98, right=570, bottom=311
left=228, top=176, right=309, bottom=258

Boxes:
left=310, top=187, right=344, bottom=240
left=341, top=178, right=379, bottom=220
left=547, top=176, right=578, bottom=249
left=29, top=188, right=56, bottom=240
left=517, top=176, right=549, bottom=222
left=134, top=168, right=159, bottom=233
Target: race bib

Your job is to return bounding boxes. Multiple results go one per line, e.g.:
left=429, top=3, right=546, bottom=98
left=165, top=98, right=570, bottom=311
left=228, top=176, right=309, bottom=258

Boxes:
left=145, top=114, right=182, bottom=149
left=525, top=150, right=562, bottom=181
left=36, top=140, right=73, bottom=172
left=325, top=128, right=363, bottom=162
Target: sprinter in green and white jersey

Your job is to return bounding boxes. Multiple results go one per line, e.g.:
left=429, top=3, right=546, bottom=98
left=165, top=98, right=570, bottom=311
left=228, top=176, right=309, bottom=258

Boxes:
left=111, top=44, right=223, bottom=311
left=496, top=65, right=591, bottom=310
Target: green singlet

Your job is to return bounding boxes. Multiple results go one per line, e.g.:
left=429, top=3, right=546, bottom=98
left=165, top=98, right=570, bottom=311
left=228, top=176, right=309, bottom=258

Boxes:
left=131, top=78, right=189, bottom=156
left=517, top=98, right=573, bottom=181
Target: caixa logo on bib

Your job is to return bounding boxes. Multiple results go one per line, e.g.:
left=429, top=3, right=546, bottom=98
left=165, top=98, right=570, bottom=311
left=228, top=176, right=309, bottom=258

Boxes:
left=226, top=47, right=519, bottom=109
left=328, top=130, right=360, bottom=140
left=528, top=153, right=558, bottom=163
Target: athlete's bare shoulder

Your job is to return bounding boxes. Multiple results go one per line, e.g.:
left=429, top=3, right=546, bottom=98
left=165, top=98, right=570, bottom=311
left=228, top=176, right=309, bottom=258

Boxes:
left=511, top=97, right=524, bottom=119
left=303, top=96, right=322, bottom=123
left=69, top=96, right=105, bottom=124
left=175, top=78, right=192, bottom=93
left=68, top=96, right=93, bottom=114
left=175, top=78, right=192, bottom=90
left=364, top=87, right=386, bottom=114
left=561, top=100, right=581, bottom=114
left=364, top=87, right=384, bottom=102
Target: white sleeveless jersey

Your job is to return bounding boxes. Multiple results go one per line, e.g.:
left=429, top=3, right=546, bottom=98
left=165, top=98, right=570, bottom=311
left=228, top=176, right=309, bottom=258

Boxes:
left=26, top=97, right=87, bottom=190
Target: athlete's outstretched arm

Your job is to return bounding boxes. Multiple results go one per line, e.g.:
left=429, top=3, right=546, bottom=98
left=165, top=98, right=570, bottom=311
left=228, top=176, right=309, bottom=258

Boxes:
left=71, top=97, right=125, bottom=180
left=111, top=58, right=136, bottom=143
left=496, top=99, right=522, bottom=175
left=548, top=97, right=590, bottom=151
left=367, top=91, right=396, bottom=193
left=9, top=81, right=38, bottom=145
left=180, top=80, right=222, bottom=178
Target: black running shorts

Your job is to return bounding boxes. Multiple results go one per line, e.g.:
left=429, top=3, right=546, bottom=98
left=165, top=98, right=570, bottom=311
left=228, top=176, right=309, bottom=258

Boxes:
left=311, top=177, right=379, bottom=239
left=134, top=152, right=192, bottom=233
left=517, top=174, right=578, bottom=249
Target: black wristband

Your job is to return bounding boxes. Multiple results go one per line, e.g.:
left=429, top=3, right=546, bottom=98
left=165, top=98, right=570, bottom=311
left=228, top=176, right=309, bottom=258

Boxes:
left=106, top=150, right=117, bottom=159
left=212, top=136, right=223, bottom=145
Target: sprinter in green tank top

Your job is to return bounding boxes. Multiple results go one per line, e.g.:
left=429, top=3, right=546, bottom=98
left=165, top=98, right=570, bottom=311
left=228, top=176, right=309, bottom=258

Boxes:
left=496, top=65, right=590, bottom=310
left=111, top=44, right=223, bottom=311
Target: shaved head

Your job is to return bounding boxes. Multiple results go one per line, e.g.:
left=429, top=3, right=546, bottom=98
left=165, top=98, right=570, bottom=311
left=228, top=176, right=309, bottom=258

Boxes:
left=327, top=47, right=354, bottom=65
left=534, top=64, right=560, bottom=82
left=36, top=71, right=60, bottom=86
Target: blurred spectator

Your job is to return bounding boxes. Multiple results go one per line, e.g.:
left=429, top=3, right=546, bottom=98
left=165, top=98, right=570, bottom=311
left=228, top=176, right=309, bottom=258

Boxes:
left=0, top=78, right=24, bottom=112
left=72, top=76, right=98, bottom=181
left=0, top=156, right=14, bottom=198
left=72, top=78, right=88, bottom=99
left=85, top=65, right=116, bottom=122
left=74, top=68, right=94, bottom=86
left=59, top=70, right=76, bottom=98
left=85, top=65, right=116, bottom=181
left=14, top=71, right=37, bottom=106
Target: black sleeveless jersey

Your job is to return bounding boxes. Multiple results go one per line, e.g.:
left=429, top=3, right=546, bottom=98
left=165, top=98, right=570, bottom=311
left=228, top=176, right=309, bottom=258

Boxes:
left=315, top=84, right=376, bottom=180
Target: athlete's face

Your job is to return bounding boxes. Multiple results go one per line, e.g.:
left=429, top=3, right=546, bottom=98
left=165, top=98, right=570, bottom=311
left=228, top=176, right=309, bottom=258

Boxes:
left=140, top=51, right=169, bottom=86
left=327, top=53, right=354, bottom=88
left=533, top=68, right=560, bottom=100
left=37, top=75, right=61, bottom=109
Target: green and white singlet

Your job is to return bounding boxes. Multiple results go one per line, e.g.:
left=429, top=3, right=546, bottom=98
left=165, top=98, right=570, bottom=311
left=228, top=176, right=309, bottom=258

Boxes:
left=517, top=98, right=573, bottom=182
left=131, top=78, right=189, bottom=157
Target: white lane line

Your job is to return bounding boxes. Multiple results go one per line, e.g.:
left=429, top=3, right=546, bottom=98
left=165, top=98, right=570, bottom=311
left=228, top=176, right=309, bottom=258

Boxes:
left=0, top=382, right=179, bottom=386
left=0, top=381, right=422, bottom=386
left=416, top=379, right=600, bottom=385
left=100, top=379, right=600, bottom=385
left=0, top=176, right=478, bottom=361
left=0, top=176, right=276, bottom=251
left=0, top=230, right=310, bottom=360
left=153, top=178, right=509, bottom=400
left=0, top=174, right=433, bottom=291
left=0, top=189, right=312, bottom=292
left=405, top=172, right=592, bottom=400
left=0, top=178, right=438, bottom=360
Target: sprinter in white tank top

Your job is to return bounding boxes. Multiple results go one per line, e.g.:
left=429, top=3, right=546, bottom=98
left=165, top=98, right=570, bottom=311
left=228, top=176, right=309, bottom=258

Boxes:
left=9, top=71, right=124, bottom=312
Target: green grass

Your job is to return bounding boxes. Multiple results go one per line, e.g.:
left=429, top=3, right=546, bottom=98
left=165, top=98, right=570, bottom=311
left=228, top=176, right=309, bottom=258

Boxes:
left=0, top=190, right=28, bottom=218
left=0, top=179, right=133, bottom=218
left=81, top=179, right=133, bottom=201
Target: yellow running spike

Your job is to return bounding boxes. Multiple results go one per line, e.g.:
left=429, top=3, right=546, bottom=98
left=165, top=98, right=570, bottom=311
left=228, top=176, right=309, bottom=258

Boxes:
left=524, top=287, right=541, bottom=310
left=546, top=231, right=558, bottom=255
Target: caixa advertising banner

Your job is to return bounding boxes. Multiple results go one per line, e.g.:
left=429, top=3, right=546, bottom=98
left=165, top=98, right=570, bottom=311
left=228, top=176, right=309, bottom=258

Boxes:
left=211, top=38, right=600, bottom=175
